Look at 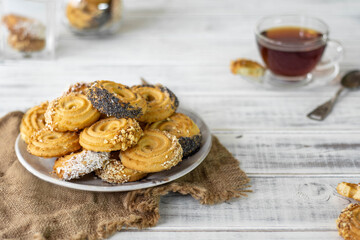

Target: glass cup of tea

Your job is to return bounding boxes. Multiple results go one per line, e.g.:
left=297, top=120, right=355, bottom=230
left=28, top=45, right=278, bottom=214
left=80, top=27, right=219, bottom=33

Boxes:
left=255, top=15, right=343, bottom=87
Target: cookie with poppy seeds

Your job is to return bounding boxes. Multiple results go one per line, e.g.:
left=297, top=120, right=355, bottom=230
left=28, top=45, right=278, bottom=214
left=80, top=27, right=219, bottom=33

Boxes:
left=87, top=80, right=147, bottom=119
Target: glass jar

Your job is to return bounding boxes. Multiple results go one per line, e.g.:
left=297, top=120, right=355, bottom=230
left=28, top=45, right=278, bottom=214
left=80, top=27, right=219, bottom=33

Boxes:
left=0, top=0, right=58, bottom=59
left=63, top=0, right=123, bottom=36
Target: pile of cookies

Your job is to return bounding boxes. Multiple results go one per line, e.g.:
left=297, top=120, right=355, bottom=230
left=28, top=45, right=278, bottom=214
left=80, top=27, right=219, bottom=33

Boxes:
left=20, top=80, right=202, bottom=184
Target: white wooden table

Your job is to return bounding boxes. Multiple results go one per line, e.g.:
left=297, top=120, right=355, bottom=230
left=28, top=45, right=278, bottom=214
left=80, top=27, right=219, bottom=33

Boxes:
left=1, top=0, right=360, bottom=239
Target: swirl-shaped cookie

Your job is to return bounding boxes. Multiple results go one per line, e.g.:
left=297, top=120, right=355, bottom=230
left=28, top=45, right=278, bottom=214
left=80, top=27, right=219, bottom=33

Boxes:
left=121, top=129, right=183, bottom=173
left=27, top=128, right=81, bottom=158
left=95, top=159, right=147, bottom=184
left=131, top=84, right=179, bottom=123
left=87, top=80, right=147, bottom=119
left=20, top=102, right=48, bottom=144
left=54, top=150, right=110, bottom=180
left=45, top=93, right=101, bottom=132
left=79, top=117, right=142, bottom=152
left=337, top=203, right=360, bottom=240
left=147, top=113, right=202, bottom=158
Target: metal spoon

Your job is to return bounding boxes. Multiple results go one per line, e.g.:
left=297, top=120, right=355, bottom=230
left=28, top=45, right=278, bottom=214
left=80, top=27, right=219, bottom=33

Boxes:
left=307, top=70, right=360, bottom=121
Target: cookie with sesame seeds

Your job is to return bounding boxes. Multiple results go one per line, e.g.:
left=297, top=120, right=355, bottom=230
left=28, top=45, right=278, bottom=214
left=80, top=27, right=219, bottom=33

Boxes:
left=121, top=129, right=183, bottom=173
left=20, top=101, right=48, bottom=144
left=87, top=80, right=147, bottom=119
left=79, top=117, right=142, bottom=152
left=146, top=113, right=201, bottom=158
left=337, top=203, right=360, bottom=240
left=27, top=127, right=81, bottom=158
left=95, top=159, right=147, bottom=184
left=131, top=84, right=179, bottom=123
left=54, top=150, right=110, bottom=180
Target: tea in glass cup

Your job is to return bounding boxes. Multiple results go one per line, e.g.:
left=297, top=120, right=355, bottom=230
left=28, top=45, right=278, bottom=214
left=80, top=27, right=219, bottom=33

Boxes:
left=255, top=15, right=343, bottom=86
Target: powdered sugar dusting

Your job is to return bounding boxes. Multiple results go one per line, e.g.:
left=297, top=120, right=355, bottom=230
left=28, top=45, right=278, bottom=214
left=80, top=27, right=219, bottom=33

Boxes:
left=13, top=20, right=45, bottom=39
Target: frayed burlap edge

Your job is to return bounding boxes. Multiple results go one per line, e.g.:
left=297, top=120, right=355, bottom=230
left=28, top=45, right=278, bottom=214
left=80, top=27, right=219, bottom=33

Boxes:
left=31, top=168, right=250, bottom=240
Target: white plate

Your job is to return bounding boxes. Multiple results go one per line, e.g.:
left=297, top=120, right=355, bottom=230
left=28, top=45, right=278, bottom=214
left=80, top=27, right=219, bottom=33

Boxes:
left=15, top=108, right=212, bottom=192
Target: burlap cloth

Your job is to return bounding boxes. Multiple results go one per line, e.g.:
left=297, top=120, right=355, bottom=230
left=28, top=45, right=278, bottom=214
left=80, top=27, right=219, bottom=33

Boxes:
left=0, top=111, right=250, bottom=240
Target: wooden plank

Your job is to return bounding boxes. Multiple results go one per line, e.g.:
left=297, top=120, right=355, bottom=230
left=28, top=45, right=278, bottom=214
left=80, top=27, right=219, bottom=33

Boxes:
left=178, top=94, right=360, bottom=131
left=179, top=95, right=360, bottom=131
left=108, top=231, right=342, bottom=240
left=1, top=64, right=358, bottom=95
left=150, top=177, right=355, bottom=230
left=216, top=132, right=360, bottom=174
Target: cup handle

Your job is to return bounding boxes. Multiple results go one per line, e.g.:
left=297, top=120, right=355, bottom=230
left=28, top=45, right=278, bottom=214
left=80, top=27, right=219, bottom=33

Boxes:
left=315, top=39, right=344, bottom=71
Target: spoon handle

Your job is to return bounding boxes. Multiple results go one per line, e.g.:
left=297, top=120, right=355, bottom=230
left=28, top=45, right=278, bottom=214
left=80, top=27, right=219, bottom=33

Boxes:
left=307, top=86, right=344, bottom=121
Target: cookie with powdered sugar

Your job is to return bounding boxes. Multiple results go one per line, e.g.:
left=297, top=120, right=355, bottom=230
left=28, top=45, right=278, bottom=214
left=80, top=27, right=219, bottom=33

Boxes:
left=53, top=150, right=110, bottom=180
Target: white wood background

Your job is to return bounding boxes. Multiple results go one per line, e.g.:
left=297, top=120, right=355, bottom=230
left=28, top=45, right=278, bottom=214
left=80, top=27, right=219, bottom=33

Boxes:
left=1, top=0, right=360, bottom=239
